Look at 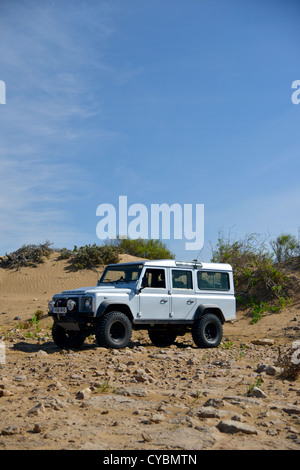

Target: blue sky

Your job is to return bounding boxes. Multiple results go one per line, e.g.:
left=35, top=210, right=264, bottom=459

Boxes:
left=0, top=0, right=299, bottom=261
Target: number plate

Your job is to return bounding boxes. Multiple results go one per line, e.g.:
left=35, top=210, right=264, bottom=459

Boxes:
left=53, top=307, right=67, bottom=314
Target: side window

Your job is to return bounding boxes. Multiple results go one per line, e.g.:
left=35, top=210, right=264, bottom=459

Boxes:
left=143, top=268, right=166, bottom=288
left=197, top=271, right=229, bottom=290
left=172, top=270, right=193, bottom=289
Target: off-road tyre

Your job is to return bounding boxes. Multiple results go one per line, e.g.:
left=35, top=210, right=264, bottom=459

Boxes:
left=148, top=329, right=177, bottom=347
left=95, top=311, right=132, bottom=349
left=192, top=313, right=223, bottom=348
left=52, top=323, right=85, bottom=349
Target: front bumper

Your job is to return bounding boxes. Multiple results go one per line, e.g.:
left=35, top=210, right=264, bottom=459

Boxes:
left=48, top=296, right=95, bottom=328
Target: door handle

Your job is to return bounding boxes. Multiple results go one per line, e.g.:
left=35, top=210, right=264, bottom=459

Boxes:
left=187, top=299, right=194, bottom=304
left=160, top=299, right=168, bottom=304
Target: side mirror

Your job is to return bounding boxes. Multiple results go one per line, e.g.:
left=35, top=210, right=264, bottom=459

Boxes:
left=139, top=276, right=148, bottom=292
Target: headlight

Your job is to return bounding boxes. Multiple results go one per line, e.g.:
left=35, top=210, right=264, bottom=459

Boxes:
left=48, top=300, right=55, bottom=311
left=84, top=298, right=92, bottom=309
left=67, top=299, right=76, bottom=311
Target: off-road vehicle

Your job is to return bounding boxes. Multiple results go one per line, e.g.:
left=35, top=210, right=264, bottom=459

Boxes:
left=48, top=260, right=236, bottom=349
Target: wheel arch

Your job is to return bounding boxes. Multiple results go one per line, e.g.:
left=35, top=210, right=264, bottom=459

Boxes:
left=96, top=301, right=133, bottom=321
left=194, top=304, right=225, bottom=323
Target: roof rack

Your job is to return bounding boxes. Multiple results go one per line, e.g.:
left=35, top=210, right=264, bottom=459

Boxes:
left=175, top=260, right=203, bottom=269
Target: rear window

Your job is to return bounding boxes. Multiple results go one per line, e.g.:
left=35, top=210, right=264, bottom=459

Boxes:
left=197, top=271, right=229, bottom=291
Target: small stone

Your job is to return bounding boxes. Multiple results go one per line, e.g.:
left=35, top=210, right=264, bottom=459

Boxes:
left=286, top=426, right=300, bottom=435
left=217, top=420, right=258, bottom=435
left=255, top=364, right=267, bottom=373
left=76, top=388, right=91, bottom=400
left=36, top=350, right=48, bottom=357
left=282, top=405, right=300, bottom=416
left=142, top=432, right=152, bottom=442
left=203, top=398, right=224, bottom=408
left=13, top=375, right=27, bottom=382
left=117, top=387, right=148, bottom=397
left=151, top=413, right=165, bottom=423
left=70, top=374, right=82, bottom=380
left=187, top=357, right=196, bottom=365
left=197, top=406, right=221, bottom=419
left=1, top=425, right=20, bottom=435
left=27, top=403, right=46, bottom=416
left=251, top=339, right=274, bottom=346
left=80, top=402, right=90, bottom=409
left=0, top=389, right=13, bottom=397
left=134, top=368, right=151, bottom=383
left=32, top=424, right=43, bottom=433
left=250, top=387, right=267, bottom=398
left=231, top=414, right=247, bottom=422
left=265, top=365, right=281, bottom=376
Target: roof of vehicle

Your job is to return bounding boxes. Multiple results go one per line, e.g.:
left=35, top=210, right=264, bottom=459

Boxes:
left=107, top=259, right=233, bottom=271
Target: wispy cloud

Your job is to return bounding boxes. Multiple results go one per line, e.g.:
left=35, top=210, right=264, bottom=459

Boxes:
left=0, top=1, right=122, bottom=253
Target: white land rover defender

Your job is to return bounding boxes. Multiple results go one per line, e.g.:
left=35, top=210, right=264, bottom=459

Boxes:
left=48, top=260, right=236, bottom=349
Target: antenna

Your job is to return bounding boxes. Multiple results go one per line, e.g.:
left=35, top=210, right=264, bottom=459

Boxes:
left=195, top=247, right=204, bottom=261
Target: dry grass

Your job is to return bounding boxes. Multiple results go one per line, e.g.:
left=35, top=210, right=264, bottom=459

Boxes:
left=276, top=344, right=300, bottom=381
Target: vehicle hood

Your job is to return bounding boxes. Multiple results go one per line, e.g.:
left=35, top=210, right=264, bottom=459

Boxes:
left=59, top=285, right=135, bottom=295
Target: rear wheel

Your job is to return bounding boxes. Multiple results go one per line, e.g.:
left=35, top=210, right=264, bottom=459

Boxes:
left=148, top=329, right=177, bottom=347
left=52, top=323, right=85, bottom=349
left=95, top=311, right=132, bottom=349
left=192, top=313, right=223, bottom=348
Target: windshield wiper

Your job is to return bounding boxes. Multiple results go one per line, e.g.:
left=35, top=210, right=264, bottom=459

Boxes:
left=115, top=278, right=130, bottom=284
left=98, top=278, right=114, bottom=285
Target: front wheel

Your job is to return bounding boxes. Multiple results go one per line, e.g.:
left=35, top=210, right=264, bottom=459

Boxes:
left=192, top=314, right=223, bottom=348
left=95, top=311, right=132, bottom=349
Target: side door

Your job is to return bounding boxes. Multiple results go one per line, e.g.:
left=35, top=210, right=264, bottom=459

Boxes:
left=170, top=269, right=196, bottom=320
left=138, top=267, right=170, bottom=320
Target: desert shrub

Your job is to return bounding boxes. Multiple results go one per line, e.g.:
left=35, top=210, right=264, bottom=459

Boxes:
left=58, top=247, right=73, bottom=260
left=71, top=243, right=120, bottom=269
left=33, top=309, right=43, bottom=321
left=62, top=238, right=174, bottom=269
left=1, top=241, right=53, bottom=269
left=271, top=233, right=300, bottom=264
left=117, top=238, right=175, bottom=260
left=276, top=344, right=300, bottom=381
left=211, top=232, right=291, bottom=322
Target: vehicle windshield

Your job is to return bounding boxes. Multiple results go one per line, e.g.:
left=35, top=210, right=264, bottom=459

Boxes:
left=98, top=263, right=143, bottom=285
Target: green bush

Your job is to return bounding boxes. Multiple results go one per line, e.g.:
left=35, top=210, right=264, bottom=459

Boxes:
left=117, top=238, right=175, bottom=260
left=270, top=233, right=300, bottom=264
left=211, top=232, right=291, bottom=322
left=58, top=247, right=73, bottom=260
left=71, top=243, right=120, bottom=269
left=63, top=238, right=174, bottom=269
